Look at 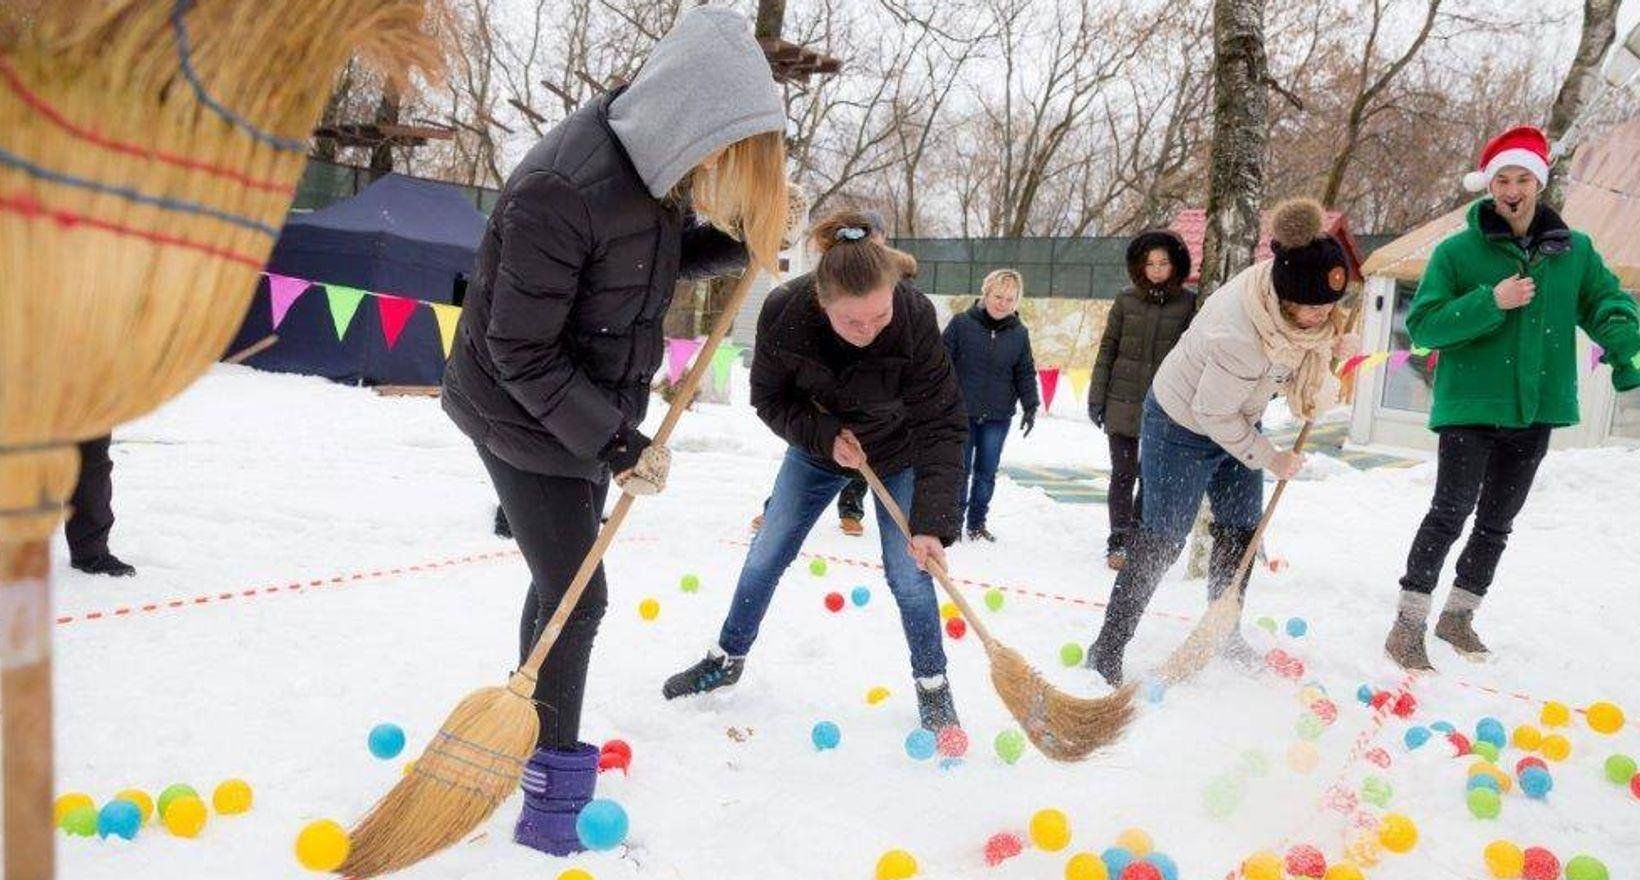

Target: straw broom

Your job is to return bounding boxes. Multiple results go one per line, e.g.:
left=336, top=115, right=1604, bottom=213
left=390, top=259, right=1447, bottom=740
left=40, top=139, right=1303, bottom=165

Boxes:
left=339, top=268, right=766, bottom=878
left=0, top=4, right=438, bottom=876
left=856, top=462, right=1136, bottom=762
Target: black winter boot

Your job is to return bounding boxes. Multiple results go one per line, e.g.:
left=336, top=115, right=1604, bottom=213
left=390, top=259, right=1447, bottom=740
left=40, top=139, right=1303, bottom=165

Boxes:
left=663, top=650, right=745, bottom=700
left=1086, top=530, right=1179, bottom=687
left=71, top=553, right=136, bottom=577
left=915, top=675, right=960, bottom=731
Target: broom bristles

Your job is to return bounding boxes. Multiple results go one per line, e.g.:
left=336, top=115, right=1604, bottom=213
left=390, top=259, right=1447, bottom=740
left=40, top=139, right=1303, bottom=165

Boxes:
left=1154, top=592, right=1244, bottom=685
left=988, top=642, right=1137, bottom=762
left=339, top=682, right=539, bottom=878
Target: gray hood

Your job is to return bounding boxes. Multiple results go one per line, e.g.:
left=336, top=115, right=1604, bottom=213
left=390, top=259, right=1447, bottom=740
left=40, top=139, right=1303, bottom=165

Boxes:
left=608, top=6, right=786, bottom=199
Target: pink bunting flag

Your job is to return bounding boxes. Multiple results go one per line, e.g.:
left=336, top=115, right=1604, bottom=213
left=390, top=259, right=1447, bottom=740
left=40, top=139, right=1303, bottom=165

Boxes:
left=666, top=337, right=703, bottom=385
left=1037, top=367, right=1060, bottom=412
left=376, top=294, right=420, bottom=350
left=1591, top=344, right=1605, bottom=372
left=1388, top=350, right=1413, bottom=370
left=266, top=274, right=310, bottom=330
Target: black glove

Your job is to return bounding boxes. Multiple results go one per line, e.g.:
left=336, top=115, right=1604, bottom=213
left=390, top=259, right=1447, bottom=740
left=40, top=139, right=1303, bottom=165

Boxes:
left=1020, top=408, right=1037, bottom=437
left=600, top=424, right=652, bottom=475
left=1089, top=404, right=1105, bottom=429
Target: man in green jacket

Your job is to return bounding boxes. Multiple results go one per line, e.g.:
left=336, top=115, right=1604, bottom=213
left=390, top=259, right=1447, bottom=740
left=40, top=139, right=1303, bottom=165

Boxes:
left=1385, top=125, right=1640, bottom=671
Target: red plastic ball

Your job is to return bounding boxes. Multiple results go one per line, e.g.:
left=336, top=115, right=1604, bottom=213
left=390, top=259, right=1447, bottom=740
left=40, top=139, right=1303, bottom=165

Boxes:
left=945, top=617, right=967, bottom=639
left=1280, top=658, right=1306, bottom=680
left=983, top=832, right=1023, bottom=866
left=936, top=725, right=969, bottom=758
left=1265, top=649, right=1291, bottom=670
left=1516, top=756, right=1548, bottom=776
left=1522, top=846, right=1559, bottom=880
left=1630, top=772, right=1640, bottom=800
left=1370, top=691, right=1392, bottom=710
left=1311, top=699, right=1338, bottom=725
left=597, top=751, right=629, bottom=774
left=1285, top=843, right=1328, bottom=878
left=824, top=592, right=845, bottom=613
left=601, top=739, right=632, bottom=761
left=1448, top=732, right=1473, bottom=756
left=1120, top=862, right=1164, bottom=880
left=1392, top=692, right=1418, bottom=718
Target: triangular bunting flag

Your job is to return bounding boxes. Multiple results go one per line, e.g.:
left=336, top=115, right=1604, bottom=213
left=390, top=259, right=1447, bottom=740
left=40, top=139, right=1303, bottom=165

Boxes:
left=665, top=337, right=703, bottom=385
left=1067, top=368, right=1092, bottom=406
left=1037, top=367, right=1060, bottom=412
left=323, top=284, right=367, bottom=341
left=1590, top=344, right=1605, bottom=372
left=432, top=304, right=462, bottom=358
left=1363, top=351, right=1390, bottom=372
left=1388, top=350, right=1413, bottom=370
left=1411, top=345, right=1432, bottom=357
left=376, top=294, right=420, bottom=350
left=1338, top=354, right=1370, bottom=378
left=710, top=343, right=744, bottom=394
left=266, top=273, right=309, bottom=330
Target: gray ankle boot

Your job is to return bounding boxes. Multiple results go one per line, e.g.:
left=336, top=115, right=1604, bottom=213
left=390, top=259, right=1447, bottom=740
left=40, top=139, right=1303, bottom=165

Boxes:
left=1434, top=587, right=1489, bottom=658
left=1385, top=590, right=1435, bottom=672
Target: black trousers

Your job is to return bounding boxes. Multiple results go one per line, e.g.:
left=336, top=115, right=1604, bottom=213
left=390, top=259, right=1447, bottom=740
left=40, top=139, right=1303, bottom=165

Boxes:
left=1399, top=424, right=1551, bottom=597
left=478, top=447, right=609, bottom=749
left=837, top=476, right=867, bottom=521
left=1106, top=432, right=1142, bottom=554
left=66, top=435, right=115, bottom=563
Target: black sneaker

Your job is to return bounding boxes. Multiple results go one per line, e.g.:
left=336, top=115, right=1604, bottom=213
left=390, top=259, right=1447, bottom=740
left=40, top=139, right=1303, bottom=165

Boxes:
left=663, top=651, right=744, bottom=700
left=71, top=554, right=136, bottom=577
left=914, top=676, right=960, bottom=730
left=966, top=527, right=996, bottom=543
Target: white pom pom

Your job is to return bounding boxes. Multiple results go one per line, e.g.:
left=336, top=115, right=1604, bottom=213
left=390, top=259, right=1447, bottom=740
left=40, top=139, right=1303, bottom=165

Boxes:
left=1462, top=170, right=1490, bottom=192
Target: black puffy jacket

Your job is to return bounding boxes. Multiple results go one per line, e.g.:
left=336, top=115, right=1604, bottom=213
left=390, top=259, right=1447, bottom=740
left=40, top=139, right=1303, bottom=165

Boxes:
left=751, top=275, right=968, bottom=544
left=941, top=303, right=1040, bottom=421
left=1089, top=230, right=1199, bottom=437
left=442, top=90, right=746, bottom=479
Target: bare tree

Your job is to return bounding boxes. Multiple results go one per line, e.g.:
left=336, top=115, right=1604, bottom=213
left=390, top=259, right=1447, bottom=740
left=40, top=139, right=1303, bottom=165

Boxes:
left=1543, top=0, right=1623, bottom=209
left=1199, top=0, right=1270, bottom=294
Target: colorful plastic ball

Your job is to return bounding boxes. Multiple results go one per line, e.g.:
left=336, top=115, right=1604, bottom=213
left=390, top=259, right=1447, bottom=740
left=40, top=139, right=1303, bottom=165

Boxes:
left=97, top=800, right=142, bottom=840
left=1297, top=713, right=1325, bottom=741
left=1356, top=684, right=1375, bottom=706
left=1483, top=839, right=1525, bottom=878
left=114, top=789, right=154, bottom=826
left=1287, top=844, right=1328, bottom=878
left=866, top=686, right=891, bottom=705
left=1468, top=786, right=1502, bottom=819
left=1522, top=847, right=1559, bottom=880
left=1120, top=862, right=1162, bottom=880
left=602, top=739, right=632, bottom=762
left=1147, top=854, right=1179, bottom=880
left=574, top=799, right=628, bottom=851
left=638, top=597, right=660, bottom=620
left=1541, top=701, right=1571, bottom=728
left=157, top=784, right=199, bottom=820
left=1361, top=775, right=1394, bottom=807
left=163, top=795, right=207, bottom=838
left=984, top=589, right=1005, bottom=612
left=1377, top=813, right=1418, bottom=853
left=1257, top=616, right=1279, bottom=634
left=1391, top=691, right=1418, bottom=718
left=1516, top=756, right=1548, bottom=776
left=984, top=832, right=1025, bottom=866
left=1287, top=741, right=1320, bottom=774
left=60, top=805, right=98, bottom=837
left=1449, top=732, right=1474, bottom=757
left=1202, top=775, right=1245, bottom=818
left=1540, top=734, right=1572, bottom=762
left=1065, top=852, right=1110, bottom=880
left=936, top=726, right=969, bottom=758
left=1513, top=725, right=1544, bottom=751
left=597, top=751, right=629, bottom=774
left=1241, top=851, right=1284, bottom=880
left=1324, top=864, right=1366, bottom=880
left=1311, top=698, right=1339, bottom=725
left=558, top=870, right=595, bottom=880
left=1240, top=749, right=1271, bottom=777
left=679, top=573, right=701, bottom=592
left=1468, top=774, right=1501, bottom=794
left=1586, top=701, right=1625, bottom=734
left=1471, top=761, right=1512, bottom=793
left=213, top=779, right=253, bottom=815
left=824, top=592, right=845, bottom=613
left=54, top=793, right=95, bottom=827
left=939, top=601, right=959, bottom=620
left=294, top=819, right=352, bottom=872
left=994, top=729, right=1026, bottom=764
left=1474, top=740, right=1501, bottom=764
left=1404, top=726, right=1432, bottom=749
left=1430, top=720, right=1457, bottom=734
left=1101, top=847, right=1135, bottom=877
left=1060, top=642, right=1085, bottom=667
left=1115, top=828, right=1152, bottom=857
left=811, top=721, right=841, bottom=751
left=875, top=849, right=918, bottom=879
left=1631, top=773, right=1640, bottom=799
left=1565, top=855, right=1610, bottom=880
left=1604, top=754, right=1637, bottom=784
left=1476, top=717, right=1508, bottom=748
left=945, top=617, right=967, bottom=639
left=1029, top=808, right=1071, bottom=851
left=904, top=729, right=937, bottom=761
left=369, top=723, right=407, bottom=760
left=851, top=586, right=871, bottom=607
left=1519, top=766, right=1553, bottom=799
left=1344, top=835, right=1383, bottom=869
left=1285, top=617, right=1308, bottom=638
left=937, top=757, right=965, bottom=771
left=808, top=557, right=828, bottom=576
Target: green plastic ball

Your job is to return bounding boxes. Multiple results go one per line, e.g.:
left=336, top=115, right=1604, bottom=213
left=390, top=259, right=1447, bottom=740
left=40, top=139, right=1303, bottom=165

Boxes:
left=994, top=729, right=1026, bottom=764
left=984, top=589, right=1005, bottom=612
left=1472, top=740, right=1500, bottom=763
left=1566, top=855, right=1610, bottom=880
left=680, top=573, right=701, bottom=593
left=157, top=784, right=198, bottom=821
left=1604, top=753, right=1637, bottom=784
left=808, top=558, right=827, bottom=576
left=59, top=805, right=98, bottom=837
left=1467, top=786, right=1502, bottom=820
left=1059, top=643, right=1085, bottom=667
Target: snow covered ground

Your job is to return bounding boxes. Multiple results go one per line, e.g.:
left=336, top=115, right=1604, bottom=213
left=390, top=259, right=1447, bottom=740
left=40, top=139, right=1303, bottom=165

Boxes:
left=28, top=365, right=1640, bottom=879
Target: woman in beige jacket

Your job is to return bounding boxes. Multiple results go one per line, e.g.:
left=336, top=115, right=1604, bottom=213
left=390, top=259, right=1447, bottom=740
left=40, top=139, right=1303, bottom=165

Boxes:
left=1086, top=199, right=1359, bottom=686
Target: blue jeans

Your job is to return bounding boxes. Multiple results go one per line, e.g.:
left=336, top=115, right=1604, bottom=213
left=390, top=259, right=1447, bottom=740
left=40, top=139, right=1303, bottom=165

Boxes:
left=718, top=448, right=948, bottom=677
left=1138, top=395, right=1263, bottom=544
left=959, top=417, right=1011, bottom=530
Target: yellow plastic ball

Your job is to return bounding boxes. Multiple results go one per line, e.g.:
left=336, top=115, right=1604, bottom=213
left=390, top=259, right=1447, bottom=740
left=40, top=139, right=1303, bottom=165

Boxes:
left=53, top=793, right=95, bottom=827
left=557, top=870, right=595, bottom=880
left=866, top=686, right=890, bottom=705
left=875, top=848, right=918, bottom=880
left=1298, top=686, right=1326, bottom=708
left=1378, top=813, right=1418, bottom=854
left=295, top=819, right=352, bottom=872
left=162, top=795, right=208, bottom=838
left=1241, top=850, right=1285, bottom=880
left=1324, top=863, right=1366, bottom=880
left=1029, top=808, right=1071, bottom=852
left=1468, top=761, right=1513, bottom=793
left=1586, top=701, right=1626, bottom=734
left=1114, top=827, right=1152, bottom=857
left=1541, top=701, right=1571, bottom=728
left=213, top=779, right=253, bottom=815
left=1065, top=851, right=1110, bottom=880
left=1512, top=725, right=1543, bottom=751
left=1484, top=839, right=1525, bottom=878
left=1540, top=733, right=1572, bottom=762
left=114, top=789, right=154, bottom=826
left=1345, top=835, right=1383, bottom=868
left=939, top=602, right=959, bottom=621
left=638, top=598, right=660, bottom=621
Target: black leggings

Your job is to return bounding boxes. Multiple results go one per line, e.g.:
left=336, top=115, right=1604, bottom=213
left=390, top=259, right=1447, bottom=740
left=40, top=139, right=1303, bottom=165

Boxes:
left=67, top=435, right=115, bottom=563
left=479, top=447, right=609, bottom=749
left=1106, top=432, right=1142, bottom=553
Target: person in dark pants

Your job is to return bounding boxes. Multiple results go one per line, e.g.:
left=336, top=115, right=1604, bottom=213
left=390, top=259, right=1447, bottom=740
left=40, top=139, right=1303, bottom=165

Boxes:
left=439, top=6, right=790, bottom=858
left=66, top=435, right=136, bottom=577
left=664, top=209, right=969, bottom=733
left=1089, top=230, right=1198, bottom=570
left=1384, top=126, right=1640, bottom=670
left=941, top=269, right=1039, bottom=542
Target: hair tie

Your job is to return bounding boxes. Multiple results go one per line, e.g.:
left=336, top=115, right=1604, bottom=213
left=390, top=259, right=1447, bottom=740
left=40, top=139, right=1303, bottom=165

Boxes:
left=834, top=226, right=868, bottom=242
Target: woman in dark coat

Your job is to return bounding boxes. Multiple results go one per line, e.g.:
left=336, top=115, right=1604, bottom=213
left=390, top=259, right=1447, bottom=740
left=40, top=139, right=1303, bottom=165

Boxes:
left=1088, top=230, right=1198, bottom=569
left=941, top=269, right=1040, bottom=542
left=439, top=7, right=790, bottom=857
left=663, top=209, right=970, bottom=733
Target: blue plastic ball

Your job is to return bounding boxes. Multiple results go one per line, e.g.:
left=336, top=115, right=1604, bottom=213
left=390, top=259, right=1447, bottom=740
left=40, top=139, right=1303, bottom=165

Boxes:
left=811, top=721, right=841, bottom=751
left=1147, top=852, right=1180, bottom=880
left=1430, top=720, right=1456, bottom=734
left=1476, top=717, right=1508, bottom=749
left=1285, top=617, right=1308, bottom=638
left=1467, top=773, right=1501, bottom=793
left=904, top=729, right=937, bottom=761
left=1519, top=766, right=1553, bottom=799
left=368, top=723, right=406, bottom=760
left=1357, top=684, right=1375, bottom=705
left=97, top=800, right=142, bottom=840
left=850, top=586, right=871, bottom=607
left=1404, top=726, right=1432, bottom=750
left=1102, top=847, right=1134, bottom=877
left=574, top=799, right=629, bottom=851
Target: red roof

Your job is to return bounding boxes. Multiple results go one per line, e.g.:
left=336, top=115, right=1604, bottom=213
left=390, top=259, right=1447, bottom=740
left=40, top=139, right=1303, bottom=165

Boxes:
left=1169, top=208, right=1368, bottom=285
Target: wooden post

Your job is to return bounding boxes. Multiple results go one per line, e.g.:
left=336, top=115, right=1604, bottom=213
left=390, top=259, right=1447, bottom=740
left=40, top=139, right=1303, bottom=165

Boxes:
left=2, top=540, right=54, bottom=879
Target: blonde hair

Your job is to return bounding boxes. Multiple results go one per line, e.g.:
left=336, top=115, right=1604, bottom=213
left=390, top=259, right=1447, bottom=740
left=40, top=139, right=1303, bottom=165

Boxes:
left=981, top=268, right=1024, bottom=299
left=690, top=130, right=790, bottom=274
left=807, top=209, right=919, bottom=305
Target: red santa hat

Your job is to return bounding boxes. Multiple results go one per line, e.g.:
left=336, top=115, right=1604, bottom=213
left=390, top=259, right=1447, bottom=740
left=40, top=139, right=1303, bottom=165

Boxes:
left=1462, top=125, right=1551, bottom=192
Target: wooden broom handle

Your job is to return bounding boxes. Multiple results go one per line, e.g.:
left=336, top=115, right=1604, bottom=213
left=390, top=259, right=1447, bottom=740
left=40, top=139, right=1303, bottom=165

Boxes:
left=519, top=270, right=759, bottom=677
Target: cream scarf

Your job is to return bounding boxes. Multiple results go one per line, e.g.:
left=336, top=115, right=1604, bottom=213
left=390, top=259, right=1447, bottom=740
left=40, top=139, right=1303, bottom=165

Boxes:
left=1237, top=261, right=1344, bottom=420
